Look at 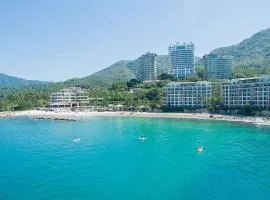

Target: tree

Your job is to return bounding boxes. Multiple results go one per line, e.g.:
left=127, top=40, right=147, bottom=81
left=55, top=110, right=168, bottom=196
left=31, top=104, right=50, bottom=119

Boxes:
left=126, top=79, right=141, bottom=88
left=184, top=75, right=200, bottom=82
left=146, top=88, right=163, bottom=108
left=205, top=82, right=222, bottom=112
left=242, top=102, right=254, bottom=116
left=110, top=81, right=127, bottom=91
left=37, top=99, right=48, bottom=107
left=156, top=80, right=170, bottom=88
left=195, top=66, right=206, bottom=79
left=157, top=73, right=175, bottom=81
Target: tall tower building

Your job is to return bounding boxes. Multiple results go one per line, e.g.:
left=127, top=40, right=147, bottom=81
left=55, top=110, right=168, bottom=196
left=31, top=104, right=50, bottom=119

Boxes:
left=203, top=54, right=233, bottom=79
left=168, top=42, right=195, bottom=78
left=137, top=52, right=157, bottom=82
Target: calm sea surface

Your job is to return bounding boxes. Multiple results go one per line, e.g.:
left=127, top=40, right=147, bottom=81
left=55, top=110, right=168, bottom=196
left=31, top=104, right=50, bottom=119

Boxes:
left=0, top=117, right=270, bottom=200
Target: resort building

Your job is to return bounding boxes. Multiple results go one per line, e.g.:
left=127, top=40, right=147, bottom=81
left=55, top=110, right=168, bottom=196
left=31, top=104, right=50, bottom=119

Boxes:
left=168, top=42, right=195, bottom=78
left=163, top=81, right=212, bottom=108
left=49, top=87, right=89, bottom=108
left=221, top=75, right=270, bottom=109
left=137, top=52, right=157, bottom=82
left=203, top=54, right=233, bottom=79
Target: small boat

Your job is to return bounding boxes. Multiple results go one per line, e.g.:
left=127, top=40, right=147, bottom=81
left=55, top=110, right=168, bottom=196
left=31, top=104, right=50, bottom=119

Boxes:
left=138, top=136, right=147, bottom=141
left=197, top=146, right=203, bottom=152
left=73, top=138, right=80, bottom=142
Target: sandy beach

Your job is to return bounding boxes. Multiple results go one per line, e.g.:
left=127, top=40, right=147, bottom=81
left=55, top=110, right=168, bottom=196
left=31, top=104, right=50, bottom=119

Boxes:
left=0, top=110, right=270, bottom=126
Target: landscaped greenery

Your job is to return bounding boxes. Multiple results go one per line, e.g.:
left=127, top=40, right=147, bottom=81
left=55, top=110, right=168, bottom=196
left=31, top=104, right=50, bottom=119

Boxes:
left=87, top=80, right=164, bottom=110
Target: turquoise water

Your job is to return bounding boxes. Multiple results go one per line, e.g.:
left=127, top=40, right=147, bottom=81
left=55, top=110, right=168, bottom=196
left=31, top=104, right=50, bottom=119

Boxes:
left=0, top=117, right=270, bottom=200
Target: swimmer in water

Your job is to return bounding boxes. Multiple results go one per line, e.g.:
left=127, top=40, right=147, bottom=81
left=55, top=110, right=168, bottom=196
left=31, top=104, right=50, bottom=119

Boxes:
left=197, top=146, right=203, bottom=152
left=139, top=135, right=146, bottom=140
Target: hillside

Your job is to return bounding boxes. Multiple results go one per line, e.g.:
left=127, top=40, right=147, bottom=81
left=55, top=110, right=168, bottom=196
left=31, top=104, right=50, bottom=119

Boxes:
left=211, top=28, right=270, bottom=72
left=0, top=73, right=50, bottom=88
left=3, top=28, right=270, bottom=89
left=63, top=55, right=169, bottom=88
left=75, top=27, right=270, bottom=87
left=62, top=60, right=136, bottom=88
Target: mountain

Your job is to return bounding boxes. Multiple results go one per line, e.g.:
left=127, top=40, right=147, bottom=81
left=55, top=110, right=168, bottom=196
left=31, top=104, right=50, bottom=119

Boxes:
left=0, top=73, right=50, bottom=88
left=64, top=60, right=136, bottom=88
left=211, top=28, right=270, bottom=70
left=77, top=27, right=270, bottom=88
left=4, top=28, right=270, bottom=89
left=60, top=55, right=209, bottom=88
left=63, top=55, right=169, bottom=88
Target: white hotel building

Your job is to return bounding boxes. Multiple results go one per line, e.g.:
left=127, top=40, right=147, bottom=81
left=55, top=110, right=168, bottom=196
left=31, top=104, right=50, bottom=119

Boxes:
left=163, top=81, right=212, bottom=108
left=168, top=42, right=195, bottom=78
left=221, top=75, right=270, bottom=109
left=49, top=87, right=89, bottom=108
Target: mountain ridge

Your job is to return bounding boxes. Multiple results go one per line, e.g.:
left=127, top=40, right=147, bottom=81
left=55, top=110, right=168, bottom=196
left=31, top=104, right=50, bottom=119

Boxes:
left=1, top=28, right=270, bottom=88
left=211, top=28, right=270, bottom=70
left=61, top=55, right=169, bottom=88
left=0, top=73, right=51, bottom=88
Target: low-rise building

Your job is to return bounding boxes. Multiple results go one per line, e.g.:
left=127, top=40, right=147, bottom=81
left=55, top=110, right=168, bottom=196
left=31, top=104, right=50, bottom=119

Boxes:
left=163, top=81, right=212, bottom=108
left=221, top=75, right=270, bottom=109
left=49, top=87, right=89, bottom=108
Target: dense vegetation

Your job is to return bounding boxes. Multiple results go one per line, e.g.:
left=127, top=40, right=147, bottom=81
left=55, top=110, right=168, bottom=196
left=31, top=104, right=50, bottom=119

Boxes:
left=0, top=75, right=267, bottom=115
left=87, top=80, right=165, bottom=110
left=0, top=84, right=65, bottom=111
left=0, top=79, right=166, bottom=111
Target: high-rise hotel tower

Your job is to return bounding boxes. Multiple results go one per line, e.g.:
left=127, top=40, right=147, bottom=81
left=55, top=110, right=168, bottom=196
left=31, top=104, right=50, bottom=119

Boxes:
left=137, top=52, right=157, bottom=82
left=203, top=54, right=233, bottom=79
left=168, top=42, right=195, bottom=78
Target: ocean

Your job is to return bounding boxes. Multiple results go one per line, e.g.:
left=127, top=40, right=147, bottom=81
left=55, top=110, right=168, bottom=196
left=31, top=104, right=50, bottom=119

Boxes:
left=0, top=117, right=270, bottom=199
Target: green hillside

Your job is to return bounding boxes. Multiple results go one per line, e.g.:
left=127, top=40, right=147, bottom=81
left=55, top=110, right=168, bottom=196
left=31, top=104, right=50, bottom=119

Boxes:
left=2, top=28, right=270, bottom=90
left=62, top=55, right=169, bottom=88
left=63, top=60, right=136, bottom=88
left=211, top=28, right=270, bottom=76
left=0, top=73, right=50, bottom=88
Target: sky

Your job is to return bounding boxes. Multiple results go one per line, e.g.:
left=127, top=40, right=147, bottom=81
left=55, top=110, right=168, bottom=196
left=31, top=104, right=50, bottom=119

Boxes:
left=0, top=0, right=269, bottom=81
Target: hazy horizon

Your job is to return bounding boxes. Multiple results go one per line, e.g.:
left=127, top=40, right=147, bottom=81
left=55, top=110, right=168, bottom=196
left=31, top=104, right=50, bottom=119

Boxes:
left=0, top=0, right=269, bottom=81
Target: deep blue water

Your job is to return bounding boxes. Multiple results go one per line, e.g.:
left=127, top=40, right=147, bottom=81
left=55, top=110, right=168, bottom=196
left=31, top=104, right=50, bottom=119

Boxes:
left=0, top=117, right=270, bottom=200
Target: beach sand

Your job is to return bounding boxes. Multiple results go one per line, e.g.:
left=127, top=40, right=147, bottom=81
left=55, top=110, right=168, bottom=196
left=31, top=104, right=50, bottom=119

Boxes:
left=1, top=110, right=270, bottom=126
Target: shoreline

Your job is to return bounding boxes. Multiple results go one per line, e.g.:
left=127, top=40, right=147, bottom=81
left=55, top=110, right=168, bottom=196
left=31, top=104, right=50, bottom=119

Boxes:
left=1, top=110, right=270, bottom=126
left=0, top=110, right=270, bottom=126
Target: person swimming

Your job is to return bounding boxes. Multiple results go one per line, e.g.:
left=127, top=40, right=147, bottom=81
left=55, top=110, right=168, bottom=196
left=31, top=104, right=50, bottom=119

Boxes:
left=138, top=135, right=146, bottom=140
left=197, top=146, right=203, bottom=152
